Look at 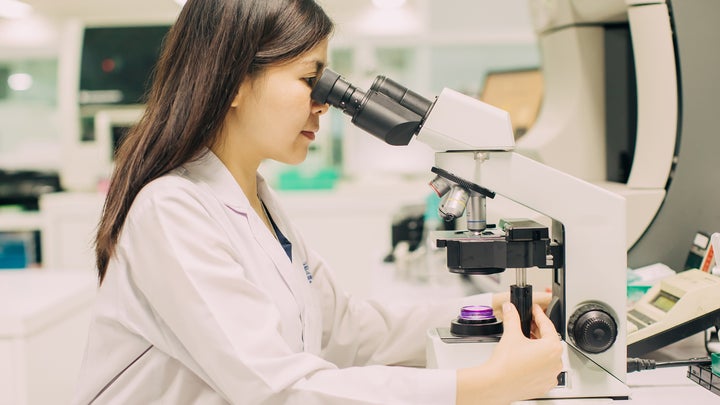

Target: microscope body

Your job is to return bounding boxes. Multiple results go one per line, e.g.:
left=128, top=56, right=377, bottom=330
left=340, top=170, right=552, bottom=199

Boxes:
left=311, top=70, right=629, bottom=400
left=417, top=88, right=628, bottom=399
left=427, top=154, right=628, bottom=400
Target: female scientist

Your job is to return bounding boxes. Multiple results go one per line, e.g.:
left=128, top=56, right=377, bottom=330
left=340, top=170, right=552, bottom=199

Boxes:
left=73, top=0, right=563, bottom=404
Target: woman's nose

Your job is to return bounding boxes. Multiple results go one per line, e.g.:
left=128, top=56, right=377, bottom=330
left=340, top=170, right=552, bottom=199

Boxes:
left=313, top=101, right=329, bottom=115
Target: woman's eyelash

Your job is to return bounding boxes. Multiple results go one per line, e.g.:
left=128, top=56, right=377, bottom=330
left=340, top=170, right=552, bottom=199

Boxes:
left=303, top=77, right=317, bottom=87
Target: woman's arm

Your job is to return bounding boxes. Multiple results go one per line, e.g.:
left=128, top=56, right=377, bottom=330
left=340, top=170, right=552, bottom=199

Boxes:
left=307, top=250, right=494, bottom=368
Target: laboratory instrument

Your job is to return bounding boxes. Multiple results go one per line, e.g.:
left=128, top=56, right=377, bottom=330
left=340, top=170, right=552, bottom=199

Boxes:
left=311, top=69, right=629, bottom=399
left=700, top=233, right=719, bottom=275
left=687, top=353, right=720, bottom=398
left=684, top=231, right=712, bottom=270
left=519, top=0, right=720, bottom=272
left=627, top=269, right=720, bottom=357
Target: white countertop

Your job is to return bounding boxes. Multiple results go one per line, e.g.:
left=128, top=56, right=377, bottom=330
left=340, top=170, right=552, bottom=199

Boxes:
left=0, top=269, right=97, bottom=337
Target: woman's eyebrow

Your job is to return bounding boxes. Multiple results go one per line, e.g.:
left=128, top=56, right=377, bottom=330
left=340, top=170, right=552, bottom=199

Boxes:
left=299, top=59, right=326, bottom=72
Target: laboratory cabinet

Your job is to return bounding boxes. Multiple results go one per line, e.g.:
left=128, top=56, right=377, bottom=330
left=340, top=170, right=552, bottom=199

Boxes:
left=39, top=192, right=105, bottom=272
left=0, top=270, right=96, bottom=405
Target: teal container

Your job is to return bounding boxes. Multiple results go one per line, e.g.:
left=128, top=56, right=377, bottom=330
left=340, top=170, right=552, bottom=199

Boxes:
left=0, top=240, right=27, bottom=269
left=277, top=168, right=339, bottom=190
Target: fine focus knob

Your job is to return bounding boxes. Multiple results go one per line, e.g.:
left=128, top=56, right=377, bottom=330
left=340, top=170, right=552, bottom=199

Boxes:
left=567, top=303, right=617, bottom=354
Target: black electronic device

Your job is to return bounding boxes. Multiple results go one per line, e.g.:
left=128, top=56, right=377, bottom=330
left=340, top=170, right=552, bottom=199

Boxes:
left=80, top=25, right=170, bottom=105
left=0, top=169, right=62, bottom=210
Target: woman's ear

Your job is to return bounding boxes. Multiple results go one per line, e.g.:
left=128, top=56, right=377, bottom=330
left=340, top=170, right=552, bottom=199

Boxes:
left=230, top=79, right=250, bottom=108
left=231, top=75, right=258, bottom=108
left=230, top=88, right=243, bottom=108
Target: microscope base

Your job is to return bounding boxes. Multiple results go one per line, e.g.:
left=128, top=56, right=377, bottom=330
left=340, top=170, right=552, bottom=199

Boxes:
left=425, top=328, right=629, bottom=400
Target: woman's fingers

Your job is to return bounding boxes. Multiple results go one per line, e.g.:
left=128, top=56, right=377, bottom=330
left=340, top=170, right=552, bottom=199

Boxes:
left=532, top=304, right=559, bottom=340
left=501, top=302, right=521, bottom=336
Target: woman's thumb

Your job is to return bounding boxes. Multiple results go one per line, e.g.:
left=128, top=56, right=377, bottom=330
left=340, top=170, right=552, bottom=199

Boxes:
left=501, top=302, right=521, bottom=336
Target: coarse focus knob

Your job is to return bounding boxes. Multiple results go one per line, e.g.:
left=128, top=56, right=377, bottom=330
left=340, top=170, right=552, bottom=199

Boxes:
left=567, top=303, right=617, bottom=354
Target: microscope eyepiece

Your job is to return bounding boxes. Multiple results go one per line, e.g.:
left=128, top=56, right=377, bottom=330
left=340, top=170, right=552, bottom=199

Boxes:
left=371, top=75, right=433, bottom=117
left=310, top=68, right=434, bottom=146
left=309, top=68, right=341, bottom=105
left=311, top=69, right=367, bottom=116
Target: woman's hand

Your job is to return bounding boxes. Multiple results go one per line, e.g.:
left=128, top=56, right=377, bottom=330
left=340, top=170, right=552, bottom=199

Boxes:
left=456, top=303, right=564, bottom=405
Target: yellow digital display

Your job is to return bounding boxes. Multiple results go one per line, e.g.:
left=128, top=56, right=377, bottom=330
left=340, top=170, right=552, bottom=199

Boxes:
left=651, top=293, right=679, bottom=312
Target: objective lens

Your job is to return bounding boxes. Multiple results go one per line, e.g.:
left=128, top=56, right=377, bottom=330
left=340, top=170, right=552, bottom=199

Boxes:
left=429, top=175, right=451, bottom=197
left=466, top=195, right=487, bottom=233
left=438, top=185, right=469, bottom=221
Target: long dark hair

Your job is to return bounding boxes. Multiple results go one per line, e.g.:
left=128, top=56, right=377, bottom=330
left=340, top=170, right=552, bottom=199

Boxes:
left=95, top=0, right=333, bottom=283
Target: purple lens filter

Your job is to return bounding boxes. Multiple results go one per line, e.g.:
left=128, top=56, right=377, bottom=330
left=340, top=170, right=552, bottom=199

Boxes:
left=451, top=305, right=503, bottom=337
left=459, top=305, right=495, bottom=321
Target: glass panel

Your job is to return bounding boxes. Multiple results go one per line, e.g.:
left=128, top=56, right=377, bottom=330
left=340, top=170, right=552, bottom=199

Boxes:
left=0, top=58, right=59, bottom=170
left=429, top=44, right=540, bottom=96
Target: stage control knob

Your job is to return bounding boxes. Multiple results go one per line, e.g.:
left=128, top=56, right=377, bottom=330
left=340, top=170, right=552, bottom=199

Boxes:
left=567, top=303, right=617, bottom=354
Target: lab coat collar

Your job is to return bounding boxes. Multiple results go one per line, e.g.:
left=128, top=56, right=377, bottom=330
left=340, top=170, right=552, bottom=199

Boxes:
left=180, top=150, right=286, bottom=261
left=181, top=149, right=253, bottom=213
left=180, top=150, right=294, bottom=272
left=180, top=151, right=289, bottom=238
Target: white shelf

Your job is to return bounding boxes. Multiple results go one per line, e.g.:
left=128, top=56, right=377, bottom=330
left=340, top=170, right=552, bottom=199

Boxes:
left=0, top=211, right=42, bottom=232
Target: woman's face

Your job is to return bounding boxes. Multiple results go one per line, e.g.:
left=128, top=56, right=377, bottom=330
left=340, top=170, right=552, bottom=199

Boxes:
left=223, top=39, right=330, bottom=167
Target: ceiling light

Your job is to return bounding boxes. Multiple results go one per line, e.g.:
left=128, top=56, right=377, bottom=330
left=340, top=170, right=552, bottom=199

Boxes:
left=8, top=73, right=33, bottom=91
left=0, top=0, right=32, bottom=19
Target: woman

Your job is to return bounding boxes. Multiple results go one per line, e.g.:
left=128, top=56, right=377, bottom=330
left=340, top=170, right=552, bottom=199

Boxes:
left=73, top=0, right=563, bottom=404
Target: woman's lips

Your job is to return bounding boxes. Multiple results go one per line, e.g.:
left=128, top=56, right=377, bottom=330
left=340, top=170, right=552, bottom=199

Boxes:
left=301, top=131, right=316, bottom=141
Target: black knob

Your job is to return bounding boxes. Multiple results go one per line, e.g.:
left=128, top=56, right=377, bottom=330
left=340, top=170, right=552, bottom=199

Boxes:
left=567, top=303, right=617, bottom=354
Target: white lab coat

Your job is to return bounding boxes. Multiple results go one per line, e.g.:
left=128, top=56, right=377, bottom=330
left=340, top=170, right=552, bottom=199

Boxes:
left=72, top=150, right=491, bottom=405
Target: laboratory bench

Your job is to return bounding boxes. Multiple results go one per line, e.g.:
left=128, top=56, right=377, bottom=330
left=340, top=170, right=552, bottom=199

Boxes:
left=0, top=268, right=97, bottom=405
left=2, top=266, right=719, bottom=404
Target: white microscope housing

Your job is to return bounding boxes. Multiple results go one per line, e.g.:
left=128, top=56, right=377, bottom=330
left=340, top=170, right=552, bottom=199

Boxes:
left=311, top=69, right=629, bottom=400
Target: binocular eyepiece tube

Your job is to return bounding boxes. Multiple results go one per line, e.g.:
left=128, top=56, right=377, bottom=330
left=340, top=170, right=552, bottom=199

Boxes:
left=310, top=68, right=434, bottom=146
left=370, top=75, right=433, bottom=117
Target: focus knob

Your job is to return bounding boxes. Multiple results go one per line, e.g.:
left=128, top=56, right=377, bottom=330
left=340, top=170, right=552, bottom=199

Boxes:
left=567, top=303, right=617, bottom=354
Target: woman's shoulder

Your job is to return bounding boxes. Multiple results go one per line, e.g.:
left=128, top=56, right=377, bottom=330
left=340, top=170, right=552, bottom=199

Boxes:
left=138, top=169, right=200, bottom=200
left=129, top=170, right=211, bottom=219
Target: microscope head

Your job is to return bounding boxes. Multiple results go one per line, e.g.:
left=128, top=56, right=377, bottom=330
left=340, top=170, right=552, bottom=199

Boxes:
left=311, top=68, right=515, bottom=152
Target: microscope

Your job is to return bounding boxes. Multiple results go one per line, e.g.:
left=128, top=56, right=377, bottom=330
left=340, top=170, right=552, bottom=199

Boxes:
left=311, top=69, right=629, bottom=400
